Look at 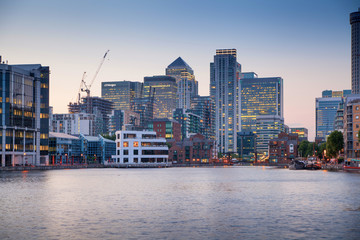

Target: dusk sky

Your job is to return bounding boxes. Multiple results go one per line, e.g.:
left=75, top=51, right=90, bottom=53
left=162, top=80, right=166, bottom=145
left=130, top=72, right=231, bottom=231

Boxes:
left=0, top=0, right=358, bottom=140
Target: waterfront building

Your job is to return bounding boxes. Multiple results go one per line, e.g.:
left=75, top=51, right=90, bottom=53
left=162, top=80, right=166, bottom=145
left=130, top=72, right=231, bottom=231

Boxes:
left=52, top=113, right=96, bottom=136
left=79, top=134, right=115, bottom=164
left=49, top=132, right=82, bottom=165
left=344, top=96, right=360, bottom=158
left=0, top=62, right=49, bottom=166
left=190, top=96, right=216, bottom=140
left=147, top=118, right=181, bottom=141
left=237, top=131, right=256, bottom=161
left=334, top=100, right=346, bottom=132
left=168, top=133, right=215, bottom=164
left=240, top=74, right=283, bottom=132
left=166, top=57, right=198, bottom=109
left=255, top=115, right=285, bottom=157
left=351, top=9, right=360, bottom=94
left=101, top=81, right=143, bottom=111
left=110, top=130, right=168, bottom=164
left=210, top=49, right=241, bottom=153
left=269, top=132, right=299, bottom=164
left=173, top=108, right=201, bottom=140
left=316, top=90, right=350, bottom=139
left=290, top=127, right=308, bottom=142
left=144, top=76, right=177, bottom=119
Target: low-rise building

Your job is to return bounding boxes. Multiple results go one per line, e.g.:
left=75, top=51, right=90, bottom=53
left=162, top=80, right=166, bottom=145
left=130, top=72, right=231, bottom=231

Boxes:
left=269, top=132, right=299, bottom=163
left=168, top=133, right=215, bottom=164
left=110, top=130, right=169, bottom=164
left=344, top=96, right=360, bottom=158
left=49, top=132, right=82, bottom=164
left=148, top=118, right=181, bottom=141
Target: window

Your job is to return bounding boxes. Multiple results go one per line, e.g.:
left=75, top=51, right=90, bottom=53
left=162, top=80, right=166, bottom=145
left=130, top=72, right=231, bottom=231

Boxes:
left=133, top=141, right=139, bottom=147
left=123, top=150, right=128, bottom=155
left=123, top=142, right=129, bottom=147
left=134, top=158, right=138, bottom=163
left=124, top=158, right=128, bottom=163
left=134, top=150, right=138, bottom=155
left=357, top=116, right=359, bottom=119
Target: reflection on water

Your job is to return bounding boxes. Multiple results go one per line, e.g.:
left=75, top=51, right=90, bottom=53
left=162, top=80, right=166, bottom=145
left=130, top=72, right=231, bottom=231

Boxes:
left=1, top=167, right=360, bottom=239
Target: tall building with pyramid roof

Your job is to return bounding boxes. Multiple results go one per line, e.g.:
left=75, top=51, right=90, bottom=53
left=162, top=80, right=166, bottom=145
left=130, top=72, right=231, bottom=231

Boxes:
left=166, top=57, right=198, bottom=109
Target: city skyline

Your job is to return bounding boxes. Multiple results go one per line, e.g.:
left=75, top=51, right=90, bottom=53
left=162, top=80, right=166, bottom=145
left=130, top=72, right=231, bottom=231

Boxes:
left=0, top=0, right=358, bottom=141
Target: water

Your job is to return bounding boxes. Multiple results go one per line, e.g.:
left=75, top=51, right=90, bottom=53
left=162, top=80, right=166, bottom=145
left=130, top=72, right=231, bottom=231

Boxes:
left=0, top=167, right=360, bottom=240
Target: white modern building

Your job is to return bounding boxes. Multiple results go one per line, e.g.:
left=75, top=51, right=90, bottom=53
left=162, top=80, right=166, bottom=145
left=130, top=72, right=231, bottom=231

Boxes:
left=51, top=113, right=96, bottom=136
left=110, top=130, right=169, bottom=165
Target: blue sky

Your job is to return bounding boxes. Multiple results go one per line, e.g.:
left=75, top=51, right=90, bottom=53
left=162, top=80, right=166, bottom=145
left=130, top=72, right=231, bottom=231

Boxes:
left=0, top=0, right=358, bottom=140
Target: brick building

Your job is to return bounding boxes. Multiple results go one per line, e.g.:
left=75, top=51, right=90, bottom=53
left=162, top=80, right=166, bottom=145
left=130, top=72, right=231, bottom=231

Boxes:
left=269, top=132, right=299, bottom=163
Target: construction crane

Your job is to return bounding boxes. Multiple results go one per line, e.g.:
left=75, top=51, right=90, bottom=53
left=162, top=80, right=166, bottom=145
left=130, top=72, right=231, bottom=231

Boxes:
left=81, top=50, right=110, bottom=98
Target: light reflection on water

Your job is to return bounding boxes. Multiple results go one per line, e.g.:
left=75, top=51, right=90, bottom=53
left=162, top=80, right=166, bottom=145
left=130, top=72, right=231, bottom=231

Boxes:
left=0, top=167, right=360, bottom=240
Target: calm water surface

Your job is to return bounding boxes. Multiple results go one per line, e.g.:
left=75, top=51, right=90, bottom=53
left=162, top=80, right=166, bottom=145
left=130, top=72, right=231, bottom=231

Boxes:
left=0, top=167, right=360, bottom=240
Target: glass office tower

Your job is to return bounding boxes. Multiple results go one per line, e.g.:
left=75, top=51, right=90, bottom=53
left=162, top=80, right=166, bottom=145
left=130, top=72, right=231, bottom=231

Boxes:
left=210, top=49, right=241, bottom=153
left=350, top=9, right=360, bottom=94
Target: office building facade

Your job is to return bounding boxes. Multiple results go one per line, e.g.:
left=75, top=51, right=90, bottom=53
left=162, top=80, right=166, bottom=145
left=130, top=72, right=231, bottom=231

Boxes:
left=101, top=81, right=143, bottom=111
left=173, top=108, right=201, bottom=140
left=148, top=118, right=181, bottom=141
left=351, top=9, right=360, bottom=94
left=290, top=128, right=308, bottom=142
left=0, top=63, right=49, bottom=166
left=210, top=49, right=241, bottom=153
left=237, top=131, right=256, bottom=161
left=52, top=113, right=96, bottom=136
left=166, top=57, right=198, bottom=109
left=144, top=76, right=177, bottom=119
left=240, top=75, right=283, bottom=132
left=190, top=96, right=216, bottom=140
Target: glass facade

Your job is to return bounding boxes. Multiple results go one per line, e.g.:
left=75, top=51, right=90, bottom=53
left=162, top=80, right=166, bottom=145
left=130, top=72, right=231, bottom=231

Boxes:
left=144, top=76, right=177, bottom=119
left=210, top=49, right=241, bottom=153
left=316, top=97, right=342, bottom=139
left=190, top=96, right=215, bottom=140
left=240, top=77, right=283, bottom=132
left=351, top=9, right=360, bottom=94
left=101, top=81, right=143, bottom=111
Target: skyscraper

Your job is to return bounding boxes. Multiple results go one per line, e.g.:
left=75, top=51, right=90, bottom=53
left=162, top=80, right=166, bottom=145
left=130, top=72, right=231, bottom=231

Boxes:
left=144, top=76, right=177, bottom=119
left=240, top=74, right=283, bottom=132
left=101, top=81, right=143, bottom=111
left=190, top=96, right=215, bottom=140
left=210, top=49, right=241, bottom=153
left=166, top=57, right=198, bottom=109
left=351, top=9, right=360, bottom=94
left=316, top=89, right=351, bottom=139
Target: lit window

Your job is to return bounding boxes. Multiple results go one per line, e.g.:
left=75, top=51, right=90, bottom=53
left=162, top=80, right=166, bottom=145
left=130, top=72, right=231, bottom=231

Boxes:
left=123, top=142, right=129, bottom=147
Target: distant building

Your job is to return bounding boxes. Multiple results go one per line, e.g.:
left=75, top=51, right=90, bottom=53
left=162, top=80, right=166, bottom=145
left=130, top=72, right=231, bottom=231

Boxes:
left=237, top=131, right=256, bottom=161
left=148, top=118, right=181, bottom=141
left=133, top=88, right=155, bottom=128
left=173, top=108, right=201, bottom=140
left=255, top=115, right=285, bottom=157
left=109, top=109, right=140, bottom=134
left=240, top=75, right=283, bottom=132
left=210, top=49, right=241, bottom=153
left=290, top=128, right=308, bottom=142
left=316, top=90, right=350, bottom=139
left=269, top=132, right=299, bottom=164
left=166, top=57, right=198, bottom=109
left=350, top=9, right=360, bottom=94
left=110, top=130, right=169, bottom=164
left=344, top=96, right=360, bottom=158
left=190, top=96, right=216, bottom=140
left=68, top=96, right=114, bottom=135
left=334, top=100, right=345, bottom=132
left=144, top=76, right=177, bottom=119
left=79, top=134, right=115, bottom=164
left=101, top=81, right=143, bottom=111
left=52, top=113, right=96, bottom=136
left=0, top=62, right=49, bottom=166
left=168, top=133, right=215, bottom=164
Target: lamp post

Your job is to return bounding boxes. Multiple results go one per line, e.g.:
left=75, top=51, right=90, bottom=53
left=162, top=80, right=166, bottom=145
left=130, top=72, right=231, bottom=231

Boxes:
left=65, top=153, right=68, bottom=165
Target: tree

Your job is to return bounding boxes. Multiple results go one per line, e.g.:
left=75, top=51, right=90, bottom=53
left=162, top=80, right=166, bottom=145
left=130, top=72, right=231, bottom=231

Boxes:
left=326, top=131, right=344, bottom=158
left=101, top=134, right=116, bottom=141
left=318, top=142, right=327, bottom=159
left=298, top=140, right=309, bottom=157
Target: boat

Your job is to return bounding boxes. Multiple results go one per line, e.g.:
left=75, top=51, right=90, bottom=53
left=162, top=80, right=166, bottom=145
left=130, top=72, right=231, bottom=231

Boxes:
left=343, top=158, right=360, bottom=172
left=289, top=160, right=306, bottom=170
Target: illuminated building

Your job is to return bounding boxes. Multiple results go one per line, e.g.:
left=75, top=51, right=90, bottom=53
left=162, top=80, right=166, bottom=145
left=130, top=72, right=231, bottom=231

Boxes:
left=255, top=115, right=284, bottom=157
left=0, top=62, right=49, bottom=166
left=144, top=76, right=177, bottom=119
left=240, top=74, right=283, bottom=132
left=133, top=87, right=155, bottom=128
left=147, top=118, right=181, bottom=141
left=351, top=9, right=360, bottom=94
left=190, top=96, right=215, bottom=140
left=237, top=131, right=256, bottom=161
left=173, top=108, right=201, bottom=140
left=316, top=90, right=350, bottom=139
left=109, top=130, right=169, bottom=165
left=101, top=81, right=143, bottom=111
left=166, top=57, right=198, bottom=109
left=290, top=127, right=308, bottom=142
left=269, top=132, right=299, bottom=164
left=210, top=49, right=241, bottom=153
left=344, top=96, right=360, bottom=158
left=109, top=110, right=140, bottom=134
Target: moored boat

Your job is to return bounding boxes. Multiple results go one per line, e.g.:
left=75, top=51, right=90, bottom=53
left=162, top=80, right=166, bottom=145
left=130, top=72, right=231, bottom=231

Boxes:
left=289, top=160, right=306, bottom=170
left=343, top=158, right=360, bottom=172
